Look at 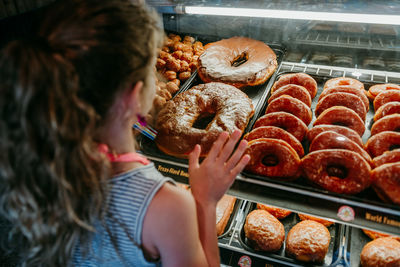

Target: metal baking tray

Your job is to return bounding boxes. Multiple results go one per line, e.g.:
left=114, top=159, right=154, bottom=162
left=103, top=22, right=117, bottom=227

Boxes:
left=241, top=70, right=400, bottom=211
left=237, top=202, right=344, bottom=266
left=138, top=38, right=285, bottom=164
left=218, top=198, right=244, bottom=239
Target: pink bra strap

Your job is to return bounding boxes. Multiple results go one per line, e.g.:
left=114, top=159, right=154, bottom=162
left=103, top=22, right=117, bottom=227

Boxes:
left=98, top=144, right=150, bottom=165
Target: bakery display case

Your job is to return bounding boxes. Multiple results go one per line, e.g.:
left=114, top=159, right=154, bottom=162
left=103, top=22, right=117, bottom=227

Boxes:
left=145, top=1, right=400, bottom=266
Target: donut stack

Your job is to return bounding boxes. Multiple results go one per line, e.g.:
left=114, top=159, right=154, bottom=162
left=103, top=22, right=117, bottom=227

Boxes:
left=302, top=77, right=372, bottom=195
left=244, top=73, right=317, bottom=180
left=365, top=83, right=400, bottom=205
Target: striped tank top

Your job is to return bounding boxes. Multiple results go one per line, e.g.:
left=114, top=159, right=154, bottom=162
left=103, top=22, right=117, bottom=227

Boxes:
left=73, top=163, right=174, bottom=266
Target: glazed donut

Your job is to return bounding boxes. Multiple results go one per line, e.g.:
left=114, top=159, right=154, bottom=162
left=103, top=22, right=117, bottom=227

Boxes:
left=371, top=114, right=400, bottom=136
left=371, top=162, right=400, bottom=204
left=319, top=86, right=369, bottom=112
left=360, top=237, right=400, bottom=267
left=374, top=90, right=400, bottom=110
left=315, top=92, right=367, bottom=121
left=244, top=209, right=285, bottom=252
left=372, top=149, right=400, bottom=168
left=198, top=37, right=277, bottom=88
left=369, top=83, right=400, bottom=99
left=365, top=90, right=375, bottom=101
left=301, top=149, right=371, bottom=194
left=245, top=138, right=301, bottom=180
left=362, top=229, right=400, bottom=241
left=254, top=112, right=308, bottom=141
left=156, top=82, right=254, bottom=157
left=323, top=77, right=364, bottom=91
left=365, top=131, right=400, bottom=157
left=257, top=203, right=292, bottom=220
left=309, top=131, right=371, bottom=163
left=307, top=125, right=363, bottom=148
left=297, top=213, right=334, bottom=227
left=265, top=95, right=313, bottom=125
left=286, top=220, right=331, bottom=263
left=268, top=84, right=312, bottom=107
left=244, top=126, right=304, bottom=157
left=271, top=72, right=318, bottom=99
left=374, top=102, right=400, bottom=121
left=313, top=106, right=366, bottom=136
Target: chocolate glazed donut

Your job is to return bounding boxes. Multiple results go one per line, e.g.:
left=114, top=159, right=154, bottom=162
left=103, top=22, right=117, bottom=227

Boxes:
left=301, top=149, right=371, bottom=194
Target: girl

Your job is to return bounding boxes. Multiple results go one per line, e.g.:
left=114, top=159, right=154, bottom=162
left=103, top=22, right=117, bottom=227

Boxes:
left=0, top=0, right=250, bottom=266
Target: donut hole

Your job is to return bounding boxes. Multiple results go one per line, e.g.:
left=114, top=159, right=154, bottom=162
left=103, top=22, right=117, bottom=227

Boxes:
left=327, top=164, right=348, bottom=179
left=262, top=155, right=279, bottom=166
left=390, top=144, right=400, bottom=151
left=338, top=80, right=350, bottom=86
left=231, top=52, right=248, bottom=67
left=192, top=112, right=216, bottom=129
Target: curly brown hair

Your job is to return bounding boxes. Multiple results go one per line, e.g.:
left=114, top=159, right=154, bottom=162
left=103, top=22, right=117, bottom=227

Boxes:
left=0, top=0, right=162, bottom=266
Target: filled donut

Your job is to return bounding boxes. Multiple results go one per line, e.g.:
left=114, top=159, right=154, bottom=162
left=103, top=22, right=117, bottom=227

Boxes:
left=374, top=90, right=400, bottom=110
left=323, top=77, right=364, bottom=91
left=297, top=213, right=334, bottom=227
left=286, top=220, right=331, bottom=263
left=254, top=112, right=308, bottom=141
left=156, top=82, right=254, bottom=157
left=313, top=106, right=366, bottom=136
left=268, top=84, right=312, bottom=107
left=372, top=149, right=400, bottom=168
left=244, top=209, right=285, bottom=252
left=257, top=203, right=292, bottom=220
left=309, top=131, right=371, bottom=163
left=371, top=114, right=400, bottom=136
left=271, top=72, right=318, bottom=99
left=198, top=37, right=277, bottom=88
left=265, top=95, right=312, bottom=125
left=244, top=126, right=304, bottom=157
left=360, top=237, right=400, bottom=267
left=319, top=86, right=369, bottom=112
left=307, top=125, right=363, bottom=148
left=365, top=131, right=400, bottom=157
left=374, top=102, right=400, bottom=121
left=301, top=149, right=371, bottom=194
left=245, top=138, right=301, bottom=180
left=369, top=83, right=400, bottom=100
left=371, top=162, right=400, bottom=205
left=315, top=92, right=367, bottom=121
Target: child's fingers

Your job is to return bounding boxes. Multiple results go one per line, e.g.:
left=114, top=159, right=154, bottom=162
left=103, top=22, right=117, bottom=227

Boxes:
left=217, top=130, right=242, bottom=163
left=189, top=144, right=201, bottom=169
left=225, top=140, right=248, bottom=170
left=229, top=154, right=250, bottom=178
left=206, top=131, right=229, bottom=162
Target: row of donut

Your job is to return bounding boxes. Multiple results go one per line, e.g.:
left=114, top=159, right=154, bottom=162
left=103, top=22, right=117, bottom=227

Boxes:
left=366, top=84, right=400, bottom=206
left=244, top=73, right=400, bottom=203
left=243, top=203, right=400, bottom=266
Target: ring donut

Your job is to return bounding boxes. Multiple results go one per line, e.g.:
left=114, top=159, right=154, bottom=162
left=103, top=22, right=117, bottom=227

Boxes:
left=374, top=90, right=400, bottom=110
left=155, top=82, right=254, bottom=157
left=306, top=125, right=363, bottom=148
left=319, top=86, right=369, bottom=112
left=257, top=203, right=292, bottom=220
left=374, top=102, right=400, bottom=121
left=315, top=92, right=367, bottom=121
left=265, top=95, right=312, bottom=125
left=372, top=149, right=400, bottom=168
left=323, top=77, right=364, bottom=91
left=371, top=114, right=400, bottom=136
left=365, top=131, right=400, bottom=157
left=313, top=106, right=365, bottom=136
left=245, top=138, right=301, bottom=180
left=309, top=131, right=371, bottom=163
left=369, top=83, right=400, bottom=100
left=198, top=37, right=277, bottom=88
left=244, top=126, right=304, bottom=157
left=301, top=149, right=371, bottom=194
left=271, top=73, right=318, bottom=99
left=268, top=84, right=312, bottom=107
left=371, top=162, right=400, bottom=204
